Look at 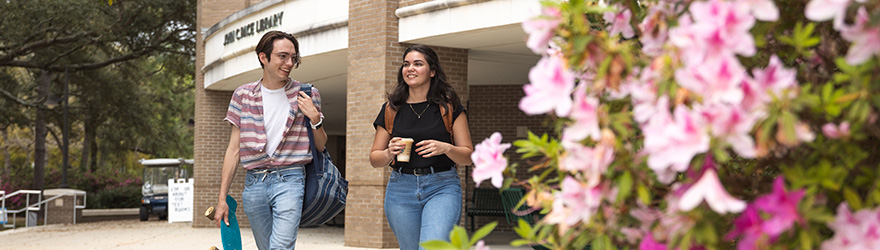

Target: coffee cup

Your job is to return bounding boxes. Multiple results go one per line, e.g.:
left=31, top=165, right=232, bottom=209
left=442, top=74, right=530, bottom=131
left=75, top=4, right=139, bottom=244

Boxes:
left=397, top=138, right=415, bottom=162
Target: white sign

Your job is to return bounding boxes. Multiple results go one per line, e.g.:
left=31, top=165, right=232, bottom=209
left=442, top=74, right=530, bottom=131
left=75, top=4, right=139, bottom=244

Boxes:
left=168, top=178, right=194, bottom=223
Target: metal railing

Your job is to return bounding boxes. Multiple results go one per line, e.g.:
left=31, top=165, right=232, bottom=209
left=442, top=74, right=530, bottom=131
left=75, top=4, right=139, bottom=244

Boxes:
left=1, top=189, right=87, bottom=229
left=1, top=190, right=42, bottom=229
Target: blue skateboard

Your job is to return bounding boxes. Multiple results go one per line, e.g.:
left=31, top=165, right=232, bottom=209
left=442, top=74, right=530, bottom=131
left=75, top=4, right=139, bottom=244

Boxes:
left=207, top=195, right=242, bottom=250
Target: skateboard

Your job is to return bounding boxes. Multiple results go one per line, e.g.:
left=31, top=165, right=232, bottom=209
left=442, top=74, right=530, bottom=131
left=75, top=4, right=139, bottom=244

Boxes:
left=206, top=195, right=243, bottom=250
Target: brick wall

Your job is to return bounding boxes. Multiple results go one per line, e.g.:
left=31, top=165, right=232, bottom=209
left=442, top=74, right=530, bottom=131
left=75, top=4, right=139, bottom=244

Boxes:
left=44, top=195, right=84, bottom=225
left=193, top=0, right=252, bottom=228
left=345, top=0, right=403, bottom=247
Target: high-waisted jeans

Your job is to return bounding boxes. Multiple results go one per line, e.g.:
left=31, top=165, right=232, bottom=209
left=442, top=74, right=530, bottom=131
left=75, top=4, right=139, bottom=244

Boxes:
left=384, top=167, right=462, bottom=250
left=243, top=165, right=305, bottom=250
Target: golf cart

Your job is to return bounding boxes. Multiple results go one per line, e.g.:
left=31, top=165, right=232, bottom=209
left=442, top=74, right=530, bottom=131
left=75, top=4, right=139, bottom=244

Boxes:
left=139, top=158, right=193, bottom=221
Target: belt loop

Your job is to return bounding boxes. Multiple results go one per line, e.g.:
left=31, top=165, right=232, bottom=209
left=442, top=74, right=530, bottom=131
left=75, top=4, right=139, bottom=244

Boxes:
left=430, top=166, right=436, bottom=174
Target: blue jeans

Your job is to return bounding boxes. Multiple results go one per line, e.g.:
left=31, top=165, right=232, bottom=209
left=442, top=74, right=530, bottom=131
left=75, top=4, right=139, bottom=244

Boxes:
left=385, top=167, right=462, bottom=250
left=243, top=165, right=305, bottom=250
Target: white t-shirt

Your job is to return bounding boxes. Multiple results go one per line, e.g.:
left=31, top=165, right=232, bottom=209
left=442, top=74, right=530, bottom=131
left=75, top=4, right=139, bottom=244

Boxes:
left=261, top=84, right=291, bottom=157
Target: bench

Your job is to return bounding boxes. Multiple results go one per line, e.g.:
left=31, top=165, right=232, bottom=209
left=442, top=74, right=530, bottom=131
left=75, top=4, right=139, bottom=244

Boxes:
left=465, top=188, right=505, bottom=232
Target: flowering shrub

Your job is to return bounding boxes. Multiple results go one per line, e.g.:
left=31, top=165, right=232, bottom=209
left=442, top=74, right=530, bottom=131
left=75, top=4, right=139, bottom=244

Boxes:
left=453, top=0, right=880, bottom=249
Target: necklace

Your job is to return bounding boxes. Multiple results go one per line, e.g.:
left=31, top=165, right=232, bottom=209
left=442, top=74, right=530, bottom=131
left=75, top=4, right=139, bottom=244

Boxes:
left=409, top=103, right=430, bottom=119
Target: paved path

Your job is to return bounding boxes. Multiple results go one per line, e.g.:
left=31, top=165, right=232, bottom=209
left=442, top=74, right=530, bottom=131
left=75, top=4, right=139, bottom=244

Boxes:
left=0, top=219, right=529, bottom=250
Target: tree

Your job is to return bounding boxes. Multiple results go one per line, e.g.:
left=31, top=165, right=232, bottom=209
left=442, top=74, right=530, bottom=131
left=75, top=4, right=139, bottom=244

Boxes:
left=0, top=0, right=195, bottom=190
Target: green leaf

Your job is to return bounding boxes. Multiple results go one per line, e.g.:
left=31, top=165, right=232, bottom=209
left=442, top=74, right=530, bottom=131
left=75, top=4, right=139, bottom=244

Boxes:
left=780, top=111, right=798, bottom=145
left=637, top=183, right=652, bottom=205
left=470, top=222, right=498, bottom=245
left=697, top=222, right=718, bottom=245
left=511, top=239, right=533, bottom=247
left=799, top=230, right=812, bottom=250
left=591, top=235, right=614, bottom=250
left=449, top=226, right=468, bottom=249
left=514, top=219, right=533, bottom=238
left=617, top=171, right=633, bottom=203
left=833, top=73, right=851, bottom=83
left=421, top=240, right=457, bottom=250
left=844, top=187, right=863, bottom=210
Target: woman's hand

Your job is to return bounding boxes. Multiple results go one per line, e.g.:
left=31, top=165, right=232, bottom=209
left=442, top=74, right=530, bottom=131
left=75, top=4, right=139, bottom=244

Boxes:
left=415, top=139, right=453, bottom=158
left=387, top=137, right=404, bottom=157
left=297, top=91, right=320, bottom=122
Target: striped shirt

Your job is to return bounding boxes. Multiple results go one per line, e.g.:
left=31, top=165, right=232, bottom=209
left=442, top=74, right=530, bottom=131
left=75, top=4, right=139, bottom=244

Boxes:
left=224, top=78, right=323, bottom=170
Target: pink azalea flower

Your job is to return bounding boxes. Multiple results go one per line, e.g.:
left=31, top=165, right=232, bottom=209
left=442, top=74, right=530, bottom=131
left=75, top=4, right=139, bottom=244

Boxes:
left=726, top=206, right=766, bottom=250
left=660, top=192, right=697, bottom=240
left=628, top=66, right=663, bottom=124
left=520, top=54, right=575, bottom=116
left=544, top=176, right=603, bottom=226
left=522, top=6, right=562, bottom=54
left=473, top=240, right=490, bottom=250
left=639, top=234, right=667, bottom=250
left=839, top=7, right=880, bottom=65
left=604, top=6, right=635, bottom=39
left=471, top=132, right=511, bottom=188
left=671, top=0, right=755, bottom=65
left=754, top=177, right=805, bottom=237
left=743, top=55, right=798, bottom=111
left=679, top=167, right=746, bottom=214
left=796, top=122, right=816, bottom=143
left=675, top=55, right=746, bottom=105
left=821, top=203, right=880, bottom=250
left=697, top=104, right=759, bottom=158
left=737, top=0, right=779, bottom=21
left=822, top=121, right=851, bottom=139
left=638, top=6, right=670, bottom=57
left=691, top=0, right=756, bottom=57
left=560, top=141, right=614, bottom=188
left=805, top=0, right=851, bottom=29
left=562, top=83, right=602, bottom=143
left=643, top=104, right=710, bottom=184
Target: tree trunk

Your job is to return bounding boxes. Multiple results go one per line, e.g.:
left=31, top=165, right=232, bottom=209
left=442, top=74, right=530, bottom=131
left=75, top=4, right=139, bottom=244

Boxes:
left=33, top=70, right=50, bottom=191
left=89, top=137, right=99, bottom=172
left=80, top=116, right=91, bottom=173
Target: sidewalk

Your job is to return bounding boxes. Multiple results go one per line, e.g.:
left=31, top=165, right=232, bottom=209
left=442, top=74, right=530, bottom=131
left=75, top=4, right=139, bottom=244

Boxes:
left=0, top=219, right=530, bottom=250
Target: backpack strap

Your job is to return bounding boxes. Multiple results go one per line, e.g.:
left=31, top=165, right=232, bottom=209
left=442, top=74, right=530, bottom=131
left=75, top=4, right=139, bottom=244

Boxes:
left=300, top=83, right=323, bottom=164
left=384, top=102, right=396, bottom=135
left=441, top=103, right=455, bottom=145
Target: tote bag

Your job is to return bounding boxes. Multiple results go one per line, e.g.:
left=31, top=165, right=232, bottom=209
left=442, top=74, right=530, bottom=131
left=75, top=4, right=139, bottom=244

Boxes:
left=299, top=83, right=348, bottom=227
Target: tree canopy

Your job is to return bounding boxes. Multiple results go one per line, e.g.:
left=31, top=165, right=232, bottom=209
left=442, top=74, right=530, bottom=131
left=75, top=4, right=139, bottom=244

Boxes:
left=0, top=0, right=196, bottom=191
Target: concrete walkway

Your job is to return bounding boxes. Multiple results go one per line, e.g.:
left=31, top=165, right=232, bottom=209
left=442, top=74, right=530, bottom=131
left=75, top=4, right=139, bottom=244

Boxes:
left=0, top=219, right=530, bottom=250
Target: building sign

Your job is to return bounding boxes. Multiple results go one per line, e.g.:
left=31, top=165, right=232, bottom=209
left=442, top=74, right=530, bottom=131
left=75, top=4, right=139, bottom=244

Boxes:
left=168, top=178, right=194, bottom=223
left=224, top=12, right=284, bottom=46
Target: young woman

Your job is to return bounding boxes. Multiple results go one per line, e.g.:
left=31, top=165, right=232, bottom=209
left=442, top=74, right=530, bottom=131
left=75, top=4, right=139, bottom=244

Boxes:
left=370, top=45, right=474, bottom=250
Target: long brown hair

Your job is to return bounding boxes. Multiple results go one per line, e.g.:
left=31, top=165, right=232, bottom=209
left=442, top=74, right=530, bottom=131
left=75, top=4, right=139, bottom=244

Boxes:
left=387, top=45, right=461, bottom=112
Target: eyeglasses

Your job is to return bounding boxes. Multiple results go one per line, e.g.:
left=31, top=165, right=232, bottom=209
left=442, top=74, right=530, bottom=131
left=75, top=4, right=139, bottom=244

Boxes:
left=273, top=53, right=298, bottom=63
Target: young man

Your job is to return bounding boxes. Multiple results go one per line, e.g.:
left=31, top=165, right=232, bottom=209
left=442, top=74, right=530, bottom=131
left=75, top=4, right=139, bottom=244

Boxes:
left=214, top=30, right=327, bottom=249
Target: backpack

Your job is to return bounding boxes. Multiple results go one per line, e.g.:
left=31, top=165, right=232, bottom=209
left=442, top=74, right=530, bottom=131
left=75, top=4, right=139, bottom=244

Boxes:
left=299, top=83, right=348, bottom=227
left=383, top=102, right=455, bottom=165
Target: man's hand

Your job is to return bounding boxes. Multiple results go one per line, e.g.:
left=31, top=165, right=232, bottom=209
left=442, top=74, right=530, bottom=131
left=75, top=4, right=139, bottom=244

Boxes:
left=297, top=91, right=320, bottom=122
left=214, top=201, right=230, bottom=228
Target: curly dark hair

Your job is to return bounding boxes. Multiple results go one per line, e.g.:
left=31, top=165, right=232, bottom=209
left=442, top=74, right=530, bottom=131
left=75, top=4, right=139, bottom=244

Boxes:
left=254, top=30, right=301, bottom=69
left=387, top=45, right=461, bottom=113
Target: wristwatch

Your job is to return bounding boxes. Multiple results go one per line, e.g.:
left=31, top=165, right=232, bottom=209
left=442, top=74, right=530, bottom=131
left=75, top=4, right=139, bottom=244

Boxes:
left=310, top=116, right=323, bottom=130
